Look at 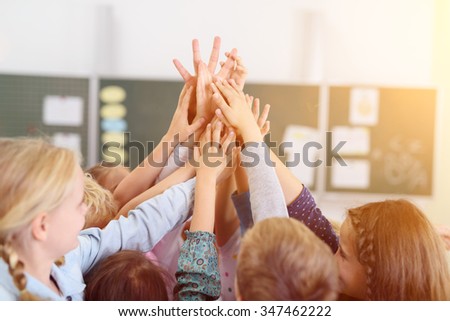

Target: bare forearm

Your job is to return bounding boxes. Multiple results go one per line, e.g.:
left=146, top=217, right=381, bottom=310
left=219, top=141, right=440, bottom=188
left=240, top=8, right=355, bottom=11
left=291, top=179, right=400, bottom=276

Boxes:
left=214, top=176, right=239, bottom=246
left=190, top=171, right=216, bottom=233
left=116, top=165, right=194, bottom=218
left=114, top=134, right=176, bottom=208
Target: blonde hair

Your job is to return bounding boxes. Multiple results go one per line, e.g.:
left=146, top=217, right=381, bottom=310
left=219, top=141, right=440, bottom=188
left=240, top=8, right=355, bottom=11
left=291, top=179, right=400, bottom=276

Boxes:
left=0, top=138, right=78, bottom=300
left=83, top=174, right=118, bottom=229
left=85, top=163, right=124, bottom=193
left=348, top=199, right=450, bottom=300
left=236, top=217, right=339, bottom=300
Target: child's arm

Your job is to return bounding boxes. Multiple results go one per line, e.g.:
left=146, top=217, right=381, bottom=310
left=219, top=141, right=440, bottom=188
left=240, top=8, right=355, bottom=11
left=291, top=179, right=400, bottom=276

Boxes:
left=217, top=86, right=338, bottom=252
left=115, top=165, right=195, bottom=218
left=77, top=177, right=197, bottom=274
left=212, top=79, right=288, bottom=223
left=113, top=86, right=204, bottom=209
left=174, top=122, right=237, bottom=301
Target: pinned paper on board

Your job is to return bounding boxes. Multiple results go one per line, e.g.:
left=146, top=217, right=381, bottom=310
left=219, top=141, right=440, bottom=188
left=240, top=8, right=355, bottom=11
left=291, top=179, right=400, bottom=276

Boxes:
left=331, top=126, right=370, bottom=155
left=331, top=159, right=370, bottom=189
left=282, top=125, right=321, bottom=187
left=349, top=88, right=379, bottom=126
left=43, top=96, right=83, bottom=126
left=52, top=133, right=81, bottom=156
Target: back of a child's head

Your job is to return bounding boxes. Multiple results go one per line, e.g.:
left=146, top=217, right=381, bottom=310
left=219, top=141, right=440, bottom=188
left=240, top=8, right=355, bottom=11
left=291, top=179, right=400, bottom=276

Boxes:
left=85, top=163, right=129, bottom=193
left=84, top=250, right=171, bottom=301
left=0, top=138, right=78, bottom=300
left=236, top=217, right=339, bottom=301
left=347, top=199, right=450, bottom=300
left=83, top=174, right=118, bottom=229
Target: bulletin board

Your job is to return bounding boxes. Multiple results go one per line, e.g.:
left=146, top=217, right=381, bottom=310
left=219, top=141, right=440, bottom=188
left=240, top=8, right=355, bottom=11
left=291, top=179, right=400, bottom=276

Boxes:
left=0, top=74, right=90, bottom=165
left=244, top=83, right=321, bottom=190
left=325, top=86, right=436, bottom=195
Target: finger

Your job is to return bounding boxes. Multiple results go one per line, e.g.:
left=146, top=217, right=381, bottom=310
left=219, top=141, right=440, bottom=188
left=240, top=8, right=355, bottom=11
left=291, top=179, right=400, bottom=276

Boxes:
left=261, top=121, right=270, bottom=135
left=258, top=104, right=271, bottom=128
left=193, top=146, right=200, bottom=163
left=217, top=49, right=237, bottom=79
left=196, top=62, right=210, bottom=105
left=210, top=115, right=218, bottom=127
left=212, top=90, right=231, bottom=109
left=173, top=59, right=193, bottom=82
left=179, top=86, right=194, bottom=113
left=252, top=97, right=260, bottom=120
left=225, top=50, right=239, bottom=60
left=228, top=78, right=242, bottom=93
left=201, top=123, right=212, bottom=150
left=177, top=84, right=188, bottom=107
left=192, top=39, right=201, bottom=74
left=208, top=36, right=221, bottom=74
left=214, top=108, right=232, bottom=128
left=221, top=129, right=235, bottom=154
left=212, top=121, right=222, bottom=151
left=216, top=79, right=237, bottom=100
left=187, top=116, right=206, bottom=136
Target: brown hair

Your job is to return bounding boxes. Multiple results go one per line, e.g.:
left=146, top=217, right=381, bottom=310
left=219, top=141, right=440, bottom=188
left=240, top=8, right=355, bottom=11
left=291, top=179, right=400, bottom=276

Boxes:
left=84, top=250, right=171, bottom=301
left=236, top=217, right=339, bottom=300
left=348, top=199, right=450, bottom=300
left=83, top=174, right=118, bottom=229
left=0, top=138, right=78, bottom=300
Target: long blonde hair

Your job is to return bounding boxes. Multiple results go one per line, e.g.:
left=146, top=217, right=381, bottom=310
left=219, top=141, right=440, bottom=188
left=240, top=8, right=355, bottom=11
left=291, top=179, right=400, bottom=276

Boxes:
left=0, top=138, right=78, bottom=300
left=236, top=217, right=339, bottom=300
left=348, top=199, right=450, bottom=300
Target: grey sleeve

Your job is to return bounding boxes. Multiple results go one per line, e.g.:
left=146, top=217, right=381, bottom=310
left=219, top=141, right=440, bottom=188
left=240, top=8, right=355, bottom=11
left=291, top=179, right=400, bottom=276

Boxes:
left=240, top=142, right=288, bottom=223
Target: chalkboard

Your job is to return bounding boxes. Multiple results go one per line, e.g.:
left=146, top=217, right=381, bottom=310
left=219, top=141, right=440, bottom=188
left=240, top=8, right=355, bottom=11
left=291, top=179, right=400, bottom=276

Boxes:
left=0, top=74, right=90, bottom=165
left=326, top=86, right=435, bottom=195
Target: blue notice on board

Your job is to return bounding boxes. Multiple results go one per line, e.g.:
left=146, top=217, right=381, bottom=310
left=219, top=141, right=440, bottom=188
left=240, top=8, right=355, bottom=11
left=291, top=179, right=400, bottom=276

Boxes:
left=101, top=119, right=128, bottom=132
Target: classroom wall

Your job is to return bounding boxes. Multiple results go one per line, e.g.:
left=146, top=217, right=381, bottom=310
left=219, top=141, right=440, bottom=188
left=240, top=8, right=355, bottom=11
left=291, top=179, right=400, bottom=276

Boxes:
left=1, top=0, right=448, bottom=225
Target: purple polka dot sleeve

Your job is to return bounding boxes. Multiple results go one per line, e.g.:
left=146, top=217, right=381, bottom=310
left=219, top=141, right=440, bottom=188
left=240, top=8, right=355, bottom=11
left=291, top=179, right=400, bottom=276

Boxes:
left=287, top=186, right=339, bottom=253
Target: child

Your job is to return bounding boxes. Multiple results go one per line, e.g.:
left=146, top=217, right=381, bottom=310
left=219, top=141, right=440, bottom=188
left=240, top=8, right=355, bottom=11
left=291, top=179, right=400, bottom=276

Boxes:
left=0, top=137, right=196, bottom=300
left=174, top=121, right=238, bottom=300
left=337, top=200, right=450, bottom=300
left=212, top=79, right=339, bottom=253
left=85, top=163, right=130, bottom=194
left=84, top=250, right=171, bottom=301
left=83, top=174, right=117, bottom=229
left=236, top=217, right=339, bottom=300
left=175, top=77, right=339, bottom=300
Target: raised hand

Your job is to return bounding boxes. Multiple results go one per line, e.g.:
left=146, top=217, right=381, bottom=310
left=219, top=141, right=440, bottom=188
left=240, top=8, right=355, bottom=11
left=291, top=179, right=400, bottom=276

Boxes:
left=172, top=37, right=241, bottom=123
left=166, top=85, right=205, bottom=143
left=194, top=121, right=237, bottom=180
left=247, top=95, right=271, bottom=136
left=211, top=79, right=262, bottom=143
left=219, top=51, right=248, bottom=90
left=173, top=36, right=221, bottom=85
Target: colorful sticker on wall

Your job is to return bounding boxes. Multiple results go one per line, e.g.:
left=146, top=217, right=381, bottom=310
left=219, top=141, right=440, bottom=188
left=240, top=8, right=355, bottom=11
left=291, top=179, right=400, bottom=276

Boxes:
left=349, top=88, right=379, bottom=126
left=99, top=85, right=128, bottom=165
